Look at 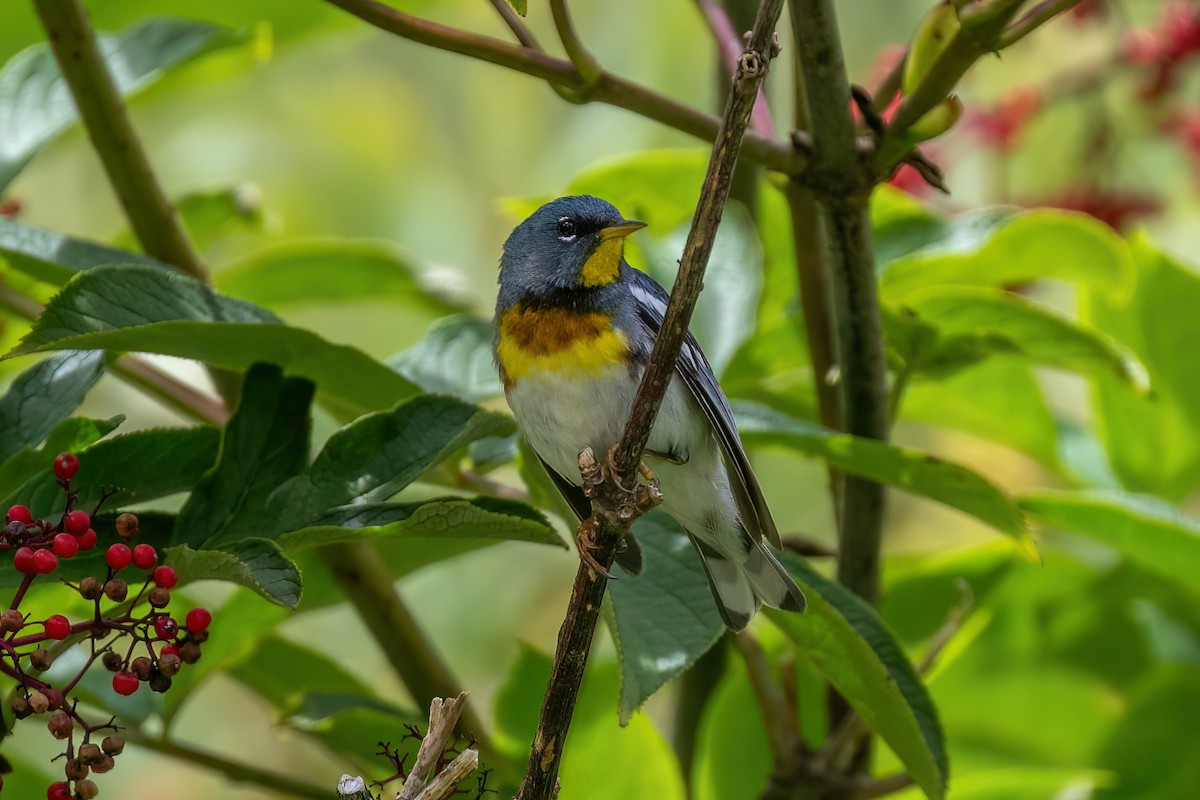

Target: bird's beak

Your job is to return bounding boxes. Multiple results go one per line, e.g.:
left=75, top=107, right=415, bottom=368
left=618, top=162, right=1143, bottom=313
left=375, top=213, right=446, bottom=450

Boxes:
left=599, top=220, right=647, bottom=240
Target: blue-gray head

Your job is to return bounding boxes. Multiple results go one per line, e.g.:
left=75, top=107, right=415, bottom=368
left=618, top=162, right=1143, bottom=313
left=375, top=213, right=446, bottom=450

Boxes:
left=497, top=196, right=645, bottom=305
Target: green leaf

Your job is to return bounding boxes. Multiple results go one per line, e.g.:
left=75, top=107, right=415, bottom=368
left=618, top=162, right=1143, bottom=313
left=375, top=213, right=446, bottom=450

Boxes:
left=638, top=205, right=761, bottom=375
left=0, top=350, right=104, bottom=461
left=165, top=538, right=302, bottom=607
left=282, top=693, right=418, bottom=762
left=2, top=426, right=219, bottom=515
left=0, top=16, right=241, bottom=190
left=0, top=414, right=124, bottom=498
left=174, top=363, right=314, bottom=548
left=736, top=402, right=1034, bottom=551
left=872, top=187, right=1014, bottom=269
left=505, top=0, right=528, bottom=16
left=494, top=646, right=686, bottom=798
left=387, top=314, right=501, bottom=402
left=5, top=264, right=419, bottom=416
left=893, top=287, right=1149, bottom=390
left=1082, top=235, right=1200, bottom=500
left=1020, top=490, right=1200, bottom=592
left=269, top=394, right=514, bottom=534
left=113, top=185, right=265, bottom=254
left=770, top=554, right=948, bottom=800
left=879, top=210, right=1134, bottom=303
left=0, top=218, right=165, bottom=285
left=230, top=634, right=375, bottom=712
left=276, top=496, right=562, bottom=551
left=217, top=239, right=467, bottom=315
left=606, top=511, right=723, bottom=723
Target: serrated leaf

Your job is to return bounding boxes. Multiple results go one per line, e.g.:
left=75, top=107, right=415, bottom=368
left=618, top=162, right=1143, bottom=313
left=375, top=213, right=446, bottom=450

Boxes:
left=276, top=496, right=561, bottom=551
left=879, top=210, right=1134, bottom=303
left=1020, top=490, right=1200, bottom=592
left=770, top=554, right=948, bottom=800
left=0, top=16, right=241, bottom=190
left=269, top=394, right=514, bottom=534
left=217, top=239, right=467, bottom=314
left=5, top=264, right=419, bottom=415
left=387, top=314, right=501, bottom=402
left=0, top=414, right=124, bottom=498
left=0, top=351, right=105, bottom=461
left=1, top=426, right=219, bottom=515
left=174, top=363, right=313, bottom=548
left=0, top=218, right=166, bottom=285
left=165, top=538, right=302, bottom=607
left=606, top=511, right=723, bottom=723
left=892, top=287, right=1149, bottom=390
left=736, top=402, right=1033, bottom=551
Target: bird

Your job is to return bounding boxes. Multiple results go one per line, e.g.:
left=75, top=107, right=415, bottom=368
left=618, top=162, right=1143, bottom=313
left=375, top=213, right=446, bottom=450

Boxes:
left=493, top=194, right=805, bottom=631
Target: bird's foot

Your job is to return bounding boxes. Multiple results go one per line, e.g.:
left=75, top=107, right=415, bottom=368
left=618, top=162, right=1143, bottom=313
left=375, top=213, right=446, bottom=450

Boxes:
left=602, top=445, right=662, bottom=518
left=576, top=519, right=616, bottom=580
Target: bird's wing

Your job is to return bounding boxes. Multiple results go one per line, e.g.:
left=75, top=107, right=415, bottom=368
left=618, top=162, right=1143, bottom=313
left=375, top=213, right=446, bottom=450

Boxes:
left=626, top=266, right=781, bottom=547
left=537, top=454, right=644, bottom=575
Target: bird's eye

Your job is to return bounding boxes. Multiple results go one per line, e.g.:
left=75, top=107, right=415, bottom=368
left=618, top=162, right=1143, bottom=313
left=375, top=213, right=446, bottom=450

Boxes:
left=556, top=218, right=577, bottom=239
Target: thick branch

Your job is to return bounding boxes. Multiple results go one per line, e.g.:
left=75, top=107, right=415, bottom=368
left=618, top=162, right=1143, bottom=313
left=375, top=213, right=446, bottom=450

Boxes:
left=695, top=0, right=776, bottom=137
left=515, top=3, right=786, bottom=798
left=793, top=0, right=889, bottom=609
left=31, top=0, right=207, bottom=282
left=323, top=0, right=803, bottom=174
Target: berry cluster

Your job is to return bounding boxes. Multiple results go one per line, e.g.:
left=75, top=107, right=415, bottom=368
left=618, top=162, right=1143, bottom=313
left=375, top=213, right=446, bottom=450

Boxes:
left=1, top=454, right=213, bottom=798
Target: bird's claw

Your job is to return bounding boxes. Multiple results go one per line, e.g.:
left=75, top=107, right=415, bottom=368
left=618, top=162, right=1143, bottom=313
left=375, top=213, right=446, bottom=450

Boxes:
left=576, top=519, right=617, bottom=580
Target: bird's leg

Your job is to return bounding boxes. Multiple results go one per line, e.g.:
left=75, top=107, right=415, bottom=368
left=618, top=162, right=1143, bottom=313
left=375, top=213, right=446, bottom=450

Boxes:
left=575, top=518, right=616, bottom=580
left=603, top=445, right=663, bottom=517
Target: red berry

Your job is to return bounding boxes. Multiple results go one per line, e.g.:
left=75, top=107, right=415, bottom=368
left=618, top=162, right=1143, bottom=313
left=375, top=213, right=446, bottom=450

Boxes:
left=77, top=528, right=98, bottom=551
left=185, top=608, right=212, bottom=634
left=132, top=543, right=157, bottom=570
left=51, top=533, right=78, bottom=559
left=31, top=549, right=58, bottom=575
left=48, top=782, right=72, bottom=800
left=153, top=565, right=178, bottom=589
left=44, top=615, right=70, bottom=640
left=153, top=615, right=179, bottom=640
left=13, top=546, right=36, bottom=574
left=106, top=543, right=132, bottom=570
left=64, top=510, right=90, bottom=535
left=6, top=505, right=33, bottom=525
left=160, top=644, right=181, bottom=658
left=52, top=453, right=79, bottom=481
left=112, top=671, right=140, bottom=696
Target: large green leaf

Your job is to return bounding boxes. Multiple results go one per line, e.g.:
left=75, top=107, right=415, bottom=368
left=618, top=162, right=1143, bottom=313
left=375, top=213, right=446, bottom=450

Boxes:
left=0, top=350, right=104, bottom=462
left=5, top=264, right=419, bottom=415
left=230, top=634, right=376, bottom=713
left=892, top=287, right=1148, bottom=389
left=0, top=16, right=240, bottom=190
left=879, top=210, right=1134, bottom=302
left=1020, top=490, right=1200, bottom=592
left=113, top=186, right=265, bottom=255
left=269, top=394, right=514, bottom=534
left=165, top=538, right=302, bottom=607
left=770, top=554, right=948, bottom=800
left=638, top=205, right=762, bottom=375
left=2, top=425, right=218, bottom=514
left=282, top=693, right=419, bottom=766
left=276, top=496, right=562, bottom=551
left=174, top=363, right=314, bottom=548
left=494, top=646, right=686, bottom=799
left=872, top=187, right=1014, bottom=272
left=216, top=239, right=467, bottom=314
left=0, top=219, right=165, bottom=285
left=736, top=402, right=1033, bottom=551
left=0, top=414, right=122, bottom=498
left=605, top=511, right=723, bottom=724
left=387, top=314, right=502, bottom=403
left=1082, top=235, right=1200, bottom=500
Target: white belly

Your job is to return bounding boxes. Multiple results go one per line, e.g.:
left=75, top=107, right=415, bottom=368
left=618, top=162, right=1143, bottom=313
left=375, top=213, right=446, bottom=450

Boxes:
left=507, top=364, right=742, bottom=551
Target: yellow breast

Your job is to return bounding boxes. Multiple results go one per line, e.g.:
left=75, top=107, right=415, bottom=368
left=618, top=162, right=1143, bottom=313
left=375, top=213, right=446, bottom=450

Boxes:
left=496, top=305, right=630, bottom=383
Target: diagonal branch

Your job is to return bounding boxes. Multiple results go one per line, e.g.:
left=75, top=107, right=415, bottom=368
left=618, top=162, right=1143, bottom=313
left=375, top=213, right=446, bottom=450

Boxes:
left=514, top=4, right=787, bottom=799
left=694, top=0, right=776, bottom=137
left=322, top=0, right=803, bottom=174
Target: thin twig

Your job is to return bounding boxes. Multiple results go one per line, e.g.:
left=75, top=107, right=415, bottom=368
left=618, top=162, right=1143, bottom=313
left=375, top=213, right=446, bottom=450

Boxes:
left=31, top=0, right=207, bottom=283
left=916, top=578, right=972, bottom=675
left=734, top=632, right=802, bottom=769
left=123, top=731, right=330, bottom=799
left=549, top=0, right=601, bottom=85
left=999, top=0, right=1084, bottom=48
left=514, top=3, right=787, bottom=798
left=322, top=0, right=803, bottom=174
left=486, top=0, right=540, bottom=49
left=398, top=693, right=472, bottom=799
left=694, top=0, right=776, bottom=137
left=853, top=772, right=916, bottom=799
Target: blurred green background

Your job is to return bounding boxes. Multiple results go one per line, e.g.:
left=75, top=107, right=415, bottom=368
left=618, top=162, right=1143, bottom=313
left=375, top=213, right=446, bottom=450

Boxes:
left=2, top=1, right=1199, bottom=798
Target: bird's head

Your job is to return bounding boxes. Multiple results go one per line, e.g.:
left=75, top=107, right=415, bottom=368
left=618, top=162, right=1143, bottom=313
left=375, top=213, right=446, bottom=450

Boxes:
left=498, top=195, right=646, bottom=301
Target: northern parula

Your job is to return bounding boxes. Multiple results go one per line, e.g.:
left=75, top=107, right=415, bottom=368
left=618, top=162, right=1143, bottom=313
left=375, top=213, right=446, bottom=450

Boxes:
left=494, top=195, right=806, bottom=631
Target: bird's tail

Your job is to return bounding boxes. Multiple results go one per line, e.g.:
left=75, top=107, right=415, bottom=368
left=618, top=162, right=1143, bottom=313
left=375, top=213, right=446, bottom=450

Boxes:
left=689, top=533, right=806, bottom=632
